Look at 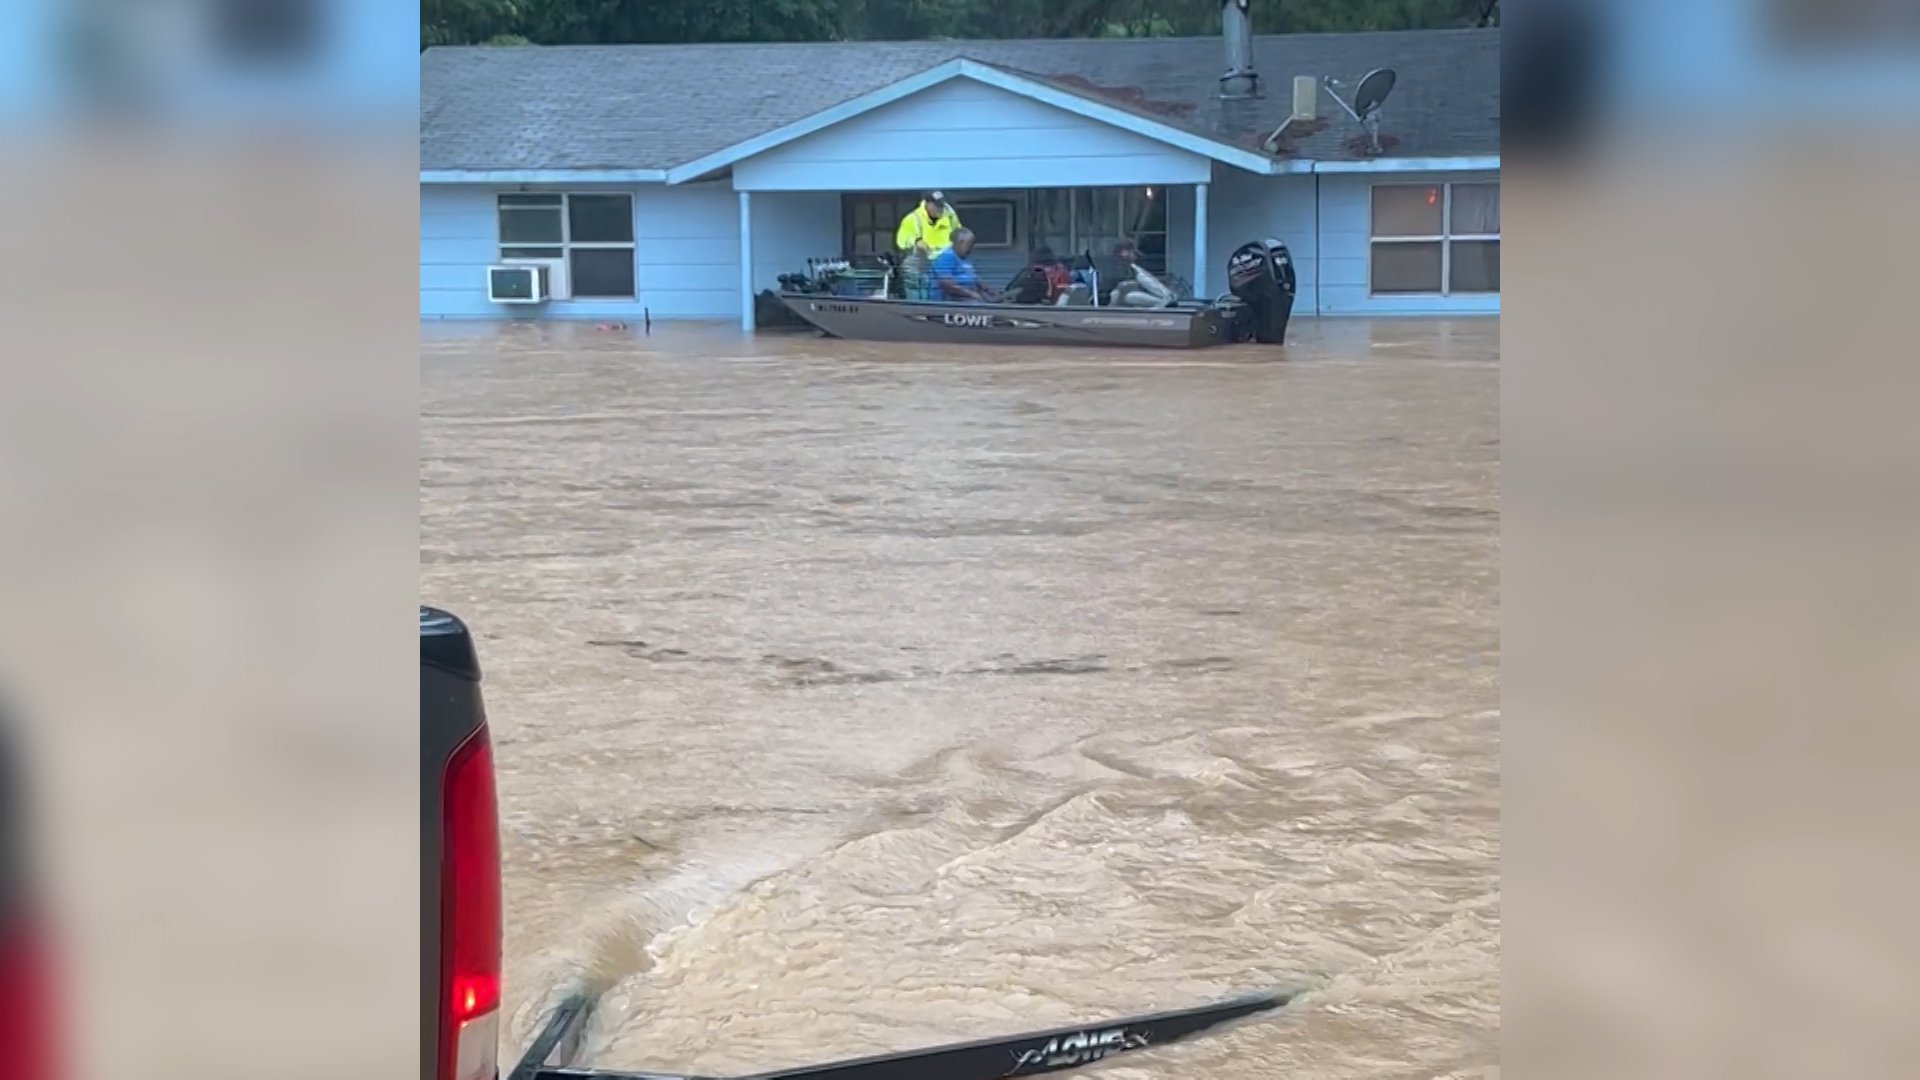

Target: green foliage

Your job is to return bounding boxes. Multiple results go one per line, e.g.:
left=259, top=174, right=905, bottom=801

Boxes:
left=422, top=0, right=1492, bottom=50
left=839, top=0, right=975, bottom=40
left=422, top=0, right=521, bottom=48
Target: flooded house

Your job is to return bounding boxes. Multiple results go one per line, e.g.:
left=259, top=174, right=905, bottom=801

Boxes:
left=419, top=20, right=1499, bottom=328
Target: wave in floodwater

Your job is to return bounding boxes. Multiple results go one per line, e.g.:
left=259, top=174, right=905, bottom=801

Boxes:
left=423, top=318, right=1501, bottom=1080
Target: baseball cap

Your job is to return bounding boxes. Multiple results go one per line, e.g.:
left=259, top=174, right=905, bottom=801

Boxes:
left=926, top=190, right=946, bottom=202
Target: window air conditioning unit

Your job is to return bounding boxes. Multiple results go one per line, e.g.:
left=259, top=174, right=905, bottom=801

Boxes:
left=488, top=264, right=550, bottom=304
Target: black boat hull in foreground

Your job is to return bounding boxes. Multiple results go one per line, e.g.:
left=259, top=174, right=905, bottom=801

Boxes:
left=511, top=988, right=1291, bottom=1080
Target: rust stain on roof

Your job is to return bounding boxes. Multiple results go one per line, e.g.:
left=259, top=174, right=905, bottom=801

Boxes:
left=1343, top=132, right=1402, bottom=157
left=1042, top=73, right=1198, bottom=118
left=1260, top=116, right=1328, bottom=156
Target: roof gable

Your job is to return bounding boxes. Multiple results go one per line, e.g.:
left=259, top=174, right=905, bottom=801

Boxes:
left=666, top=58, right=1277, bottom=184
left=728, top=73, right=1219, bottom=190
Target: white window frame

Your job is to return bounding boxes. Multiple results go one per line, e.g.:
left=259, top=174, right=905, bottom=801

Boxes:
left=1368, top=180, right=1500, bottom=297
left=497, top=193, right=637, bottom=301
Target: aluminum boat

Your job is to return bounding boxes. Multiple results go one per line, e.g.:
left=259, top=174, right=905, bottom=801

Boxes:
left=773, top=239, right=1297, bottom=351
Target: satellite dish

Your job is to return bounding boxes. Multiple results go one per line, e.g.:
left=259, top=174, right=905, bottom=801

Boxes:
left=1352, top=68, right=1397, bottom=118
left=1322, top=66, right=1399, bottom=154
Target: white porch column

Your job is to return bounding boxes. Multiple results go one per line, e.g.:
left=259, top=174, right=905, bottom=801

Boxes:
left=738, top=190, right=754, bottom=332
left=1192, top=182, right=1209, bottom=298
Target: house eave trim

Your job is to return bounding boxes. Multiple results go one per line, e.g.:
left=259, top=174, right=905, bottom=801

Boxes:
left=1309, top=155, right=1500, bottom=174
left=421, top=169, right=669, bottom=184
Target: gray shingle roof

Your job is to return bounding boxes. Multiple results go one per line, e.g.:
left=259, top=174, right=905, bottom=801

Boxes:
left=421, top=28, right=1497, bottom=173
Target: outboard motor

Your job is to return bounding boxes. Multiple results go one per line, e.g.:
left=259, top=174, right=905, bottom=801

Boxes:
left=1226, top=237, right=1297, bottom=344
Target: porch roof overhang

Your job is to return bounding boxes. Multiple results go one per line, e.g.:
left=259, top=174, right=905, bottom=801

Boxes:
left=420, top=168, right=668, bottom=184
left=1309, top=155, right=1501, bottom=173
left=413, top=155, right=1503, bottom=185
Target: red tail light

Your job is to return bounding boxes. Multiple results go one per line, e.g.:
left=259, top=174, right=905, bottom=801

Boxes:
left=440, top=725, right=501, bottom=1080
left=0, top=914, right=58, bottom=1080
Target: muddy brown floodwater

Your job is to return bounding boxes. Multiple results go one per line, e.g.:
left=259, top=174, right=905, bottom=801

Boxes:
left=421, top=318, right=1499, bottom=1080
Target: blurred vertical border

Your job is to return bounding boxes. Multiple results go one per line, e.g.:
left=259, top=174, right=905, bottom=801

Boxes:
left=1505, top=1, right=1920, bottom=1077
left=0, top=1, right=420, bottom=1077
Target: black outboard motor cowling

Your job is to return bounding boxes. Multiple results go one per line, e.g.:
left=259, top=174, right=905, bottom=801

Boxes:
left=1226, top=238, right=1297, bottom=344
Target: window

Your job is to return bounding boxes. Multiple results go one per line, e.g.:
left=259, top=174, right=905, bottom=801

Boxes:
left=952, top=200, right=1015, bottom=248
left=497, top=193, right=636, bottom=299
left=843, top=194, right=1019, bottom=256
left=839, top=188, right=1169, bottom=273
left=1025, top=188, right=1167, bottom=274
left=1121, top=187, right=1168, bottom=273
left=1027, top=189, right=1073, bottom=260
left=844, top=194, right=924, bottom=257
left=1370, top=181, right=1499, bottom=295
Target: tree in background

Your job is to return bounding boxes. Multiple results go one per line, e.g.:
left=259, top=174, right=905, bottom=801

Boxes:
left=516, top=0, right=845, bottom=45
left=423, top=0, right=521, bottom=46
left=424, top=0, right=1496, bottom=50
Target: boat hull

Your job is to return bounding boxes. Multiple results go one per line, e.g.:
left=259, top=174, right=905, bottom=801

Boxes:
left=777, top=293, right=1238, bottom=350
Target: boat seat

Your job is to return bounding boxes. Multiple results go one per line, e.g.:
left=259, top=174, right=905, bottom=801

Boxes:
left=1003, top=266, right=1050, bottom=305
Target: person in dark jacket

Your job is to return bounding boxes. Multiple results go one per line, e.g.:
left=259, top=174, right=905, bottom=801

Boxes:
left=1008, top=246, right=1071, bottom=304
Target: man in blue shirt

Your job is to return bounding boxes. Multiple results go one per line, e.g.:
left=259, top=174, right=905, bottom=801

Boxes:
left=929, top=228, right=997, bottom=302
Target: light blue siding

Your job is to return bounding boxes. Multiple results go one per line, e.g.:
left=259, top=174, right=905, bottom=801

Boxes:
left=1190, top=165, right=1500, bottom=316
left=1315, top=170, right=1500, bottom=316
left=748, top=192, right=843, bottom=293
left=732, top=78, right=1211, bottom=192
left=420, top=188, right=501, bottom=319
left=420, top=184, right=742, bottom=320
left=632, top=184, right=738, bottom=320
left=420, top=164, right=1500, bottom=322
left=1204, top=166, right=1320, bottom=312
left=421, top=264, right=483, bottom=291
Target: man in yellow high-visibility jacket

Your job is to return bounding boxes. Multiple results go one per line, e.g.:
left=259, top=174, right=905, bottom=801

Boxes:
left=895, top=192, right=962, bottom=299
left=895, top=191, right=962, bottom=254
